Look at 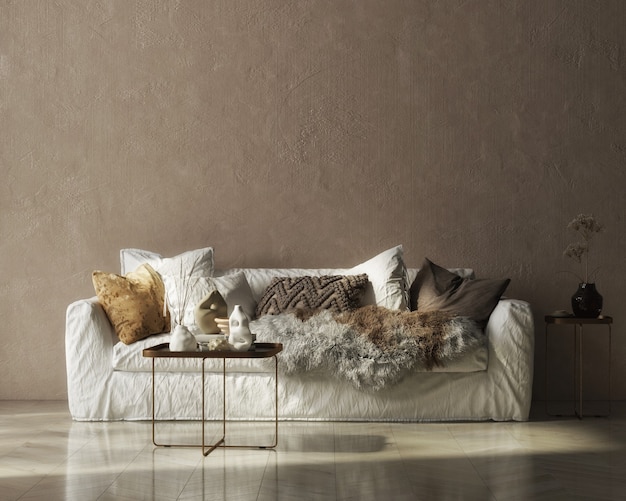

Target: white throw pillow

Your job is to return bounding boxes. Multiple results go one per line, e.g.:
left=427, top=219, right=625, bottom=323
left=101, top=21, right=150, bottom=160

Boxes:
left=219, top=247, right=410, bottom=311
left=210, top=272, right=256, bottom=319
left=120, top=247, right=214, bottom=277
left=348, top=245, right=409, bottom=310
left=163, top=272, right=256, bottom=333
left=120, top=247, right=215, bottom=330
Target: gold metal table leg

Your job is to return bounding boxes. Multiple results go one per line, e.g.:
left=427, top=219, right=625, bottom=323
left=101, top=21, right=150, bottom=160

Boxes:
left=218, top=354, right=279, bottom=450
left=201, top=357, right=225, bottom=456
left=576, top=325, right=583, bottom=419
left=151, top=354, right=279, bottom=455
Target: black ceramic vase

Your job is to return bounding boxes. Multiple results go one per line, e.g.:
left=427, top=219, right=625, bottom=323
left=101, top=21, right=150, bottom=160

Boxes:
left=571, top=282, right=603, bottom=318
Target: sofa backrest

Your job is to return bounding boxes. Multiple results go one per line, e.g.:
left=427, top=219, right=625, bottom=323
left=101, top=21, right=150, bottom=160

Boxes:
left=214, top=267, right=474, bottom=304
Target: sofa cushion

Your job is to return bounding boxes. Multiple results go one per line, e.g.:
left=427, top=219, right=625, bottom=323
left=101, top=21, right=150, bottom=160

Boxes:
left=348, top=245, right=409, bottom=310
left=92, top=264, right=170, bottom=345
left=112, top=332, right=276, bottom=373
left=111, top=315, right=488, bottom=374
left=256, top=274, right=369, bottom=316
left=411, top=258, right=510, bottom=327
left=220, top=246, right=410, bottom=311
left=120, top=247, right=215, bottom=327
left=406, top=266, right=474, bottom=292
left=119, top=247, right=214, bottom=277
left=211, top=272, right=256, bottom=319
left=163, top=272, right=256, bottom=333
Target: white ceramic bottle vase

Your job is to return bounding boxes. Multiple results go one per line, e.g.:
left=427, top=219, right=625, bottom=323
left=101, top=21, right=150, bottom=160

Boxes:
left=169, top=324, right=198, bottom=352
left=228, top=305, right=253, bottom=352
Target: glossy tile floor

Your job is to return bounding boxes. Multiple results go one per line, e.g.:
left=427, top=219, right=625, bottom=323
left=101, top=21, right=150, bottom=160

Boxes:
left=1, top=401, right=625, bottom=500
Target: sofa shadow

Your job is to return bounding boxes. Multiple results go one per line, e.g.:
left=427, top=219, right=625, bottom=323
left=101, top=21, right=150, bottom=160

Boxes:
left=282, top=433, right=389, bottom=453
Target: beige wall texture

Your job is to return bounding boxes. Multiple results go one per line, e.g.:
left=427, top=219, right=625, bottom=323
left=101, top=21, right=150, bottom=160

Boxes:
left=1, top=1, right=625, bottom=403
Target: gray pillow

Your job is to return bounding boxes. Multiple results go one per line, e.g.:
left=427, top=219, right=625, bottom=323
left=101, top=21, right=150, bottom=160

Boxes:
left=410, top=258, right=510, bottom=327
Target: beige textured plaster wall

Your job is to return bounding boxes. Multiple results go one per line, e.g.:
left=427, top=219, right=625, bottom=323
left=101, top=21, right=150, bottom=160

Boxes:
left=1, top=1, right=625, bottom=403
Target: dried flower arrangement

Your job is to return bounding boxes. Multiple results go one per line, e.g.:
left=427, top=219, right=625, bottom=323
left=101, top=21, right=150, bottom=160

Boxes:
left=163, top=254, right=204, bottom=326
left=563, top=213, right=604, bottom=283
left=164, top=255, right=205, bottom=352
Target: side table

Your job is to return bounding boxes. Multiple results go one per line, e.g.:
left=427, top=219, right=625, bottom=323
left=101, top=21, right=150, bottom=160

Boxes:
left=544, top=315, right=612, bottom=419
left=143, top=342, right=283, bottom=456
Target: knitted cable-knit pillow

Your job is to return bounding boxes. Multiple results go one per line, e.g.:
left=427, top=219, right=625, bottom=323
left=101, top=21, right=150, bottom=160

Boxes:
left=256, top=274, right=369, bottom=317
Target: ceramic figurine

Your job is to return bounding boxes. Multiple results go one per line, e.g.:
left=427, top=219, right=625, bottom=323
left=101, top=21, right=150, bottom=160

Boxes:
left=228, top=304, right=252, bottom=351
left=194, top=290, right=228, bottom=334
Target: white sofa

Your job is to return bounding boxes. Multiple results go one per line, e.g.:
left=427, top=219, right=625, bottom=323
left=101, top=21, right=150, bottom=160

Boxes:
left=65, top=247, right=534, bottom=422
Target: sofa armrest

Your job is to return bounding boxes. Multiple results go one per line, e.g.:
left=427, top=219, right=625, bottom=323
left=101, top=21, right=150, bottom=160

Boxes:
left=486, top=298, right=535, bottom=360
left=485, top=298, right=535, bottom=418
left=65, top=297, right=117, bottom=420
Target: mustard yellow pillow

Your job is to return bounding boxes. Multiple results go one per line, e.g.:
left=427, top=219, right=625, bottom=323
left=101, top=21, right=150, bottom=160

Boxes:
left=92, top=264, right=170, bottom=345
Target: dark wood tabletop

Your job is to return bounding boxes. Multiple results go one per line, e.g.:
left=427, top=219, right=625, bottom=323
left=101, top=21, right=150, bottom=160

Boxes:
left=143, top=342, right=283, bottom=359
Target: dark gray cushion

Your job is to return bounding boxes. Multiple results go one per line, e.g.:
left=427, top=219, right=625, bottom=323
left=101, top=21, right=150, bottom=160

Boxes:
left=410, top=258, right=510, bottom=327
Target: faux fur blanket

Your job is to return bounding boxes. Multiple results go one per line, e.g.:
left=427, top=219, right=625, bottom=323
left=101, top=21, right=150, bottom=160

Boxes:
left=250, top=305, right=484, bottom=391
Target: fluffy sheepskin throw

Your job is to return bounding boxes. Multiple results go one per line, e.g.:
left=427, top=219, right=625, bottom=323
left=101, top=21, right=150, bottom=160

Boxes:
left=250, top=305, right=484, bottom=391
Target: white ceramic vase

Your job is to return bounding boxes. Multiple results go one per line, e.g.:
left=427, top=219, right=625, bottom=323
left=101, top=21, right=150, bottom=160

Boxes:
left=169, top=324, right=198, bottom=352
left=228, top=305, right=252, bottom=352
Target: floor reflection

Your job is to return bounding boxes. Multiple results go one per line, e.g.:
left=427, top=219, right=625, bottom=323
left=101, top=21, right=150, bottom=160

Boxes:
left=0, top=401, right=625, bottom=500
